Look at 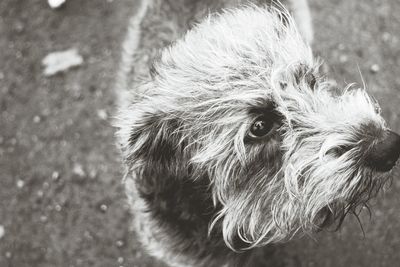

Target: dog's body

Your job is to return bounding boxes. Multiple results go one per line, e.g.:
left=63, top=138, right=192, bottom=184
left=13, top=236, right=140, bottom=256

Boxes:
left=115, top=1, right=400, bottom=267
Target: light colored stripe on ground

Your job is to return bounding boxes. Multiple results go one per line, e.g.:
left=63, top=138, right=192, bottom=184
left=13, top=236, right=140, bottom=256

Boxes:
left=115, top=0, right=151, bottom=105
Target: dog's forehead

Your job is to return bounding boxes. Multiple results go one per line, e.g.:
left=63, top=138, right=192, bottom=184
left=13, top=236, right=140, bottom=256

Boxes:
left=151, top=7, right=384, bottom=134
left=155, top=6, right=313, bottom=95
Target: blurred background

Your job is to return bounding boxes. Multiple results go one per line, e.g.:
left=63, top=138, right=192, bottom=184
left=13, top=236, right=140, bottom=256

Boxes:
left=0, top=0, right=399, bottom=266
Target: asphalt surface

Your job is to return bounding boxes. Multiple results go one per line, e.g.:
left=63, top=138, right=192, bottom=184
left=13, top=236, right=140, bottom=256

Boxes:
left=0, top=0, right=399, bottom=266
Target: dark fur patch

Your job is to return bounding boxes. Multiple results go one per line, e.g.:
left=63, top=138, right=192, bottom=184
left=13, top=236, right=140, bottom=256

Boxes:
left=128, top=115, right=252, bottom=264
left=294, top=64, right=316, bottom=89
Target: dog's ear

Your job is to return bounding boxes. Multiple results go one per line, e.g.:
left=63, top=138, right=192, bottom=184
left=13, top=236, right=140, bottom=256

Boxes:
left=118, top=110, right=191, bottom=196
left=127, top=114, right=187, bottom=170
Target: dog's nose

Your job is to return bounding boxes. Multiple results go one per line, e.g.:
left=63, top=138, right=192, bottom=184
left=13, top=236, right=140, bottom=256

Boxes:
left=366, top=130, right=400, bottom=172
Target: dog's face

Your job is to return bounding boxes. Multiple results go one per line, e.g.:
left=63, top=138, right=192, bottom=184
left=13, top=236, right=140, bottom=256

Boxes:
left=117, top=7, right=400, bottom=250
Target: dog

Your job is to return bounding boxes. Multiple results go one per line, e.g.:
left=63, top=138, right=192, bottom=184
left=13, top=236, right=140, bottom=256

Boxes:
left=114, top=1, right=400, bottom=266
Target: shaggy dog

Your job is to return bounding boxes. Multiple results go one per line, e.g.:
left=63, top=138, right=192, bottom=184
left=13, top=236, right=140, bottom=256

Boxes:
left=115, top=1, right=400, bottom=266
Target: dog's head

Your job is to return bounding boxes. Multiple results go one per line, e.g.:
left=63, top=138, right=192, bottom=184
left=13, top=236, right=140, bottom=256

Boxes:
left=116, top=6, right=400, bottom=250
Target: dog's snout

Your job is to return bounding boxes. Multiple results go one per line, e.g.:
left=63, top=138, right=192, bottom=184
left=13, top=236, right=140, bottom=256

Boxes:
left=366, top=130, right=400, bottom=172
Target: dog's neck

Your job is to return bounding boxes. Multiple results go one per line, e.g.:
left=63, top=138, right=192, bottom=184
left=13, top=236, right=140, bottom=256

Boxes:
left=134, top=168, right=253, bottom=265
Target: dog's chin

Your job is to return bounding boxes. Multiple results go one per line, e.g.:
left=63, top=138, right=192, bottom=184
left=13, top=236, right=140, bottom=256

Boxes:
left=313, top=204, right=352, bottom=231
left=313, top=169, right=392, bottom=231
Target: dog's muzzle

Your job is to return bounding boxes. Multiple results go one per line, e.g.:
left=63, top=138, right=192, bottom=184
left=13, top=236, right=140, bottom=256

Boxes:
left=366, top=130, right=400, bottom=172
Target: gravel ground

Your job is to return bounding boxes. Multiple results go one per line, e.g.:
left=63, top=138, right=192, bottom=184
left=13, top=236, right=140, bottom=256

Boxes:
left=0, top=0, right=399, bottom=266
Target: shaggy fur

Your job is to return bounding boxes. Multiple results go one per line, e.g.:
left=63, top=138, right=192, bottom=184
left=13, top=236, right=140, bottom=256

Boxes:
left=115, top=1, right=399, bottom=267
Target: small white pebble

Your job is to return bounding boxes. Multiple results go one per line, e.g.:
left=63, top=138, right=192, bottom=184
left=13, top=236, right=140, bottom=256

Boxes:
left=73, top=164, right=86, bottom=178
left=97, top=109, right=108, bottom=120
left=370, top=64, right=380, bottom=73
left=0, top=225, right=5, bottom=239
left=5, top=251, right=12, bottom=258
left=116, top=240, right=124, bottom=247
left=33, top=115, right=41, bottom=123
left=55, top=204, right=62, bottom=212
left=51, top=171, right=60, bottom=180
left=48, top=0, right=66, bottom=9
left=16, top=179, right=25, bottom=188
left=117, top=257, right=124, bottom=264
left=100, top=204, right=108, bottom=212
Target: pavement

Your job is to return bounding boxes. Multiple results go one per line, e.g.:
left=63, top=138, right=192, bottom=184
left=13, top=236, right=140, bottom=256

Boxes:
left=0, top=0, right=399, bottom=266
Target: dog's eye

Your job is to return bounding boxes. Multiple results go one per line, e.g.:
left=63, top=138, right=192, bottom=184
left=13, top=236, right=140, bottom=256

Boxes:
left=249, top=116, right=276, bottom=138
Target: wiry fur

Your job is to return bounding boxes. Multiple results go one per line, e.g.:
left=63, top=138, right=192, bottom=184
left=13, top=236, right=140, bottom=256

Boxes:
left=115, top=2, right=394, bottom=267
